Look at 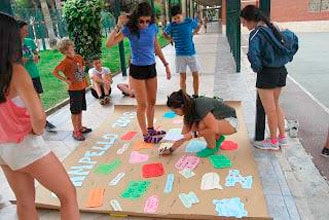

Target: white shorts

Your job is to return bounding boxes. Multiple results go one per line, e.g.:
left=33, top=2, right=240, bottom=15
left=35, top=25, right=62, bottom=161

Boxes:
left=224, top=117, right=239, bottom=132
left=0, top=134, right=51, bottom=171
left=175, top=55, right=201, bottom=73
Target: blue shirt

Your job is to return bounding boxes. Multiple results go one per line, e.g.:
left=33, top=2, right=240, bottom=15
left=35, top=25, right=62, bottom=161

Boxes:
left=164, top=18, right=198, bottom=56
left=122, top=23, right=158, bottom=66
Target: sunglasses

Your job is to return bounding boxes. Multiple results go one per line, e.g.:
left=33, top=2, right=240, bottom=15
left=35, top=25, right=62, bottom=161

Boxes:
left=139, top=19, right=151, bottom=24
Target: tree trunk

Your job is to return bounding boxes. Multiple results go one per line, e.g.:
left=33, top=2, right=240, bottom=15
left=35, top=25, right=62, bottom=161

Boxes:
left=39, top=0, right=56, bottom=48
left=54, top=0, right=62, bottom=12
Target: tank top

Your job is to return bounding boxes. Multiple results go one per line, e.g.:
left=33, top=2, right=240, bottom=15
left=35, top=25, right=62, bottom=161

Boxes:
left=0, top=97, right=32, bottom=143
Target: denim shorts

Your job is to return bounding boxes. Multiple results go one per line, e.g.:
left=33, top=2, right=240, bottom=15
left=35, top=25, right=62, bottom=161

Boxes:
left=0, top=134, right=51, bottom=171
left=175, top=55, right=201, bottom=73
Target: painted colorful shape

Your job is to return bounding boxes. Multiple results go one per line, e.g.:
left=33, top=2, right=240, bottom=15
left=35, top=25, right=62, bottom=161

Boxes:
left=163, top=111, right=176, bottom=118
left=185, top=140, right=207, bottom=153
left=121, top=180, right=151, bottom=200
left=209, top=155, right=232, bottom=169
left=220, top=140, right=238, bottom=150
left=109, top=172, right=125, bottom=186
left=164, top=173, right=175, bottom=193
left=142, top=163, right=165, bottom=178
left=86, top=188, right=105, bottom=208
left=132, top=140, right=155, bottom=151
left=179, top=191, right=199, bottom=209
left=94, top=159, right=121, bottom=175
left=201, top=172, right=223, bottom=190
left=144, top=195, right=159, bottom=213
left=121, top=131, right=137, bottom=141
left=175, top=155, right=200, bottom=171
left=129, top=151, right=149, bottom=164
left=179, top=168, right=195, bottom=179
left=163, top=128, right=184, bottom=141
left=213, top=197, right=248, bottom=218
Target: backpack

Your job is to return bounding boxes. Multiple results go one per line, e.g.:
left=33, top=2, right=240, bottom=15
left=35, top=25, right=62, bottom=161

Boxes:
left=280, top=29, right=299, bottom=61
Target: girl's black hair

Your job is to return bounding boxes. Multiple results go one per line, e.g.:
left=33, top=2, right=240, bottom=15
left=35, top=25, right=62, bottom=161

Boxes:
left=0, top=13, right=22, bottom=103
left=126, top=1, right=156, bottom=37
left=17, top=20, right=28, bottom=28
left=167, top=90, right=197, bottom=128
left=240, top=5, right=284, bottom=43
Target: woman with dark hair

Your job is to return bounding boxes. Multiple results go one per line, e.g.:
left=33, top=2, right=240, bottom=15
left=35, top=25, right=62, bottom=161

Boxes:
left=107, top=2, right=171, bottom=143
left=162, top=90, right=238, bottom=157
left=240, top=5, right=289, bottom=150
left=0, top=13, right=79, bottom=219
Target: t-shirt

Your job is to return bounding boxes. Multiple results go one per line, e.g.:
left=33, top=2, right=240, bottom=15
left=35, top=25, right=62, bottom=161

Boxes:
left=164, top=18, right=198, bottom=56
left=22, top=38, right=40, bottom=78
left=185, top=97, right=237, bottom=123
left=53, top=55, right=88, bottom=91
left=122, top=23, right=158, bottom=66
left=88, top=67, right=111, bottom=78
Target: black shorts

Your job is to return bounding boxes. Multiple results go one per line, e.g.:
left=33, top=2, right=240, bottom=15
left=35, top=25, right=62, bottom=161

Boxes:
left=129, top=63, right=157, bottom=80
left=256, top=66, right=288, bottom=89
left=68, top=89, right=86, bottom=114
left=32, top=77, right=43, bottom=94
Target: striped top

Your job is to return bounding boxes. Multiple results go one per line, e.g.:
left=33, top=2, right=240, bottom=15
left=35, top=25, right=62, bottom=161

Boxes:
left=164, top=18, right=198, bottom=56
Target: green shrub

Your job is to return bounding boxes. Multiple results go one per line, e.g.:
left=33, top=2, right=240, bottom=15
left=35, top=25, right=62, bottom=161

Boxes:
left=63, top=0, right=103, bottom=61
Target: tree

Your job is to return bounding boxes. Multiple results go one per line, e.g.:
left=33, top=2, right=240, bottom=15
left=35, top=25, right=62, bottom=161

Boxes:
left=39, top=0, right=56, bottom=47
left=63, top=0, right=103, bottom=61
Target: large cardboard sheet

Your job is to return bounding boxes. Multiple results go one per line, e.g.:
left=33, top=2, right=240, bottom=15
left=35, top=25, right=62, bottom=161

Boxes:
left=35, top=103, right=270, bottom=219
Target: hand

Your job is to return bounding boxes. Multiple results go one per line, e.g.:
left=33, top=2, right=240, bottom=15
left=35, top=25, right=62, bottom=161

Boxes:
left=33, top=54, right=40, bottom=63
left=184, top=132, right=193, bottom=141
left=172, top=137, right=186, bottom=150
left=165, top=65, right=171, bottom=80
left=118, top=14, right=130, bottom=26
left=65, top=79, right=71, bottom=85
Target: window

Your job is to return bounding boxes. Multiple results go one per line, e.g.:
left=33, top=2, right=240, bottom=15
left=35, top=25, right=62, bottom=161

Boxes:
left=309, top=0, right=329, bottom=12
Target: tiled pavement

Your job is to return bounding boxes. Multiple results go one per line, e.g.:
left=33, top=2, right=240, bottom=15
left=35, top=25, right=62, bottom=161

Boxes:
left=0, top=23, right=329, bottom=220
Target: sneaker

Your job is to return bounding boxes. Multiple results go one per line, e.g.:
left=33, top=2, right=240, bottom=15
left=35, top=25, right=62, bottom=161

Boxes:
left=253, top=138, right=280, bottom=151
left=278, top=136, right=288, bottom=147
left=321, top=147, right=329, bottom=158
left=104, top=95, right=110, bottom=105
left=72, top=131, right=85, bottom=141
left=99, top=98, right=105, bottom=105
left=192, top=94, right=199, bottom=99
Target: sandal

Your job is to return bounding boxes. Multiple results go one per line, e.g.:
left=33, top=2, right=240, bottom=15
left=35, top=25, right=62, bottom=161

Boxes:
left=72, top=131, right=85, bottom=141
left=80, top=127, right=92, bottom=134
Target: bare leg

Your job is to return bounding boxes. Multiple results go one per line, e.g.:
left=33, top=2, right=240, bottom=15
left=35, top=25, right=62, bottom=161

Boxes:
left=93, top=82, right=103, bottom=98
left=192, top=71, right=199, bottom=96
left=273, top=87, right=285, bottom=137
left=1, top=166, right=38, bottom=220
left=71, top=114, right=79, bottom=132
left=2, top=153, right=79, bottom=220
left=257, top=88, right=278, bottom=140
left=180, top=72, right=187, bottom=92
left=145, top=77, right=157, bottom=129
left=130, top=78, right=148, bottom=135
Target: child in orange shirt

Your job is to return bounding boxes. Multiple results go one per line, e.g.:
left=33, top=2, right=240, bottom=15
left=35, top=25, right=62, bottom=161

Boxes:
left=52, top=38, right=92, bottom=141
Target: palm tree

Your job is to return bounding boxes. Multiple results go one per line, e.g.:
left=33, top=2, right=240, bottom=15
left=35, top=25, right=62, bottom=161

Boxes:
left=39, top=0, right=56, bottom=47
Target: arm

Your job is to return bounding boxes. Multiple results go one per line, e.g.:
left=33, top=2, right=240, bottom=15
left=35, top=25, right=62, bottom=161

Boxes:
left=12, top=64, right=45, bottom=135
left=162, top=32, right=173, bottom=42
left=193, top=23, right=202, bottom=35
left=52, top=63, right=70, bottom=84
left=154, top=38, right=171, bottom=79
left=106, top=14, right=128, bottom=48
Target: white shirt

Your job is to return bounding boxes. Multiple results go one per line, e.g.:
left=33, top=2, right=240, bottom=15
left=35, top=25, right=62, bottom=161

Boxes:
left=88, top=67, right=111, bottom=78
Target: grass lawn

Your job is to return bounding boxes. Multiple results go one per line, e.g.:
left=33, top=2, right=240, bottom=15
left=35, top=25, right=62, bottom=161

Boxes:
left=38, top=33, right=169, bottom=110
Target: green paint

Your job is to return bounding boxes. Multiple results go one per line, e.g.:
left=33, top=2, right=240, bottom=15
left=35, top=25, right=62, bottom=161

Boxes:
left=196, top=135, right=225, bottom=158
left=121, top=180, right=151, bottom=200
left=94, top=159, right=121, bottom=175
left=209, top=155, right=232, bottom=169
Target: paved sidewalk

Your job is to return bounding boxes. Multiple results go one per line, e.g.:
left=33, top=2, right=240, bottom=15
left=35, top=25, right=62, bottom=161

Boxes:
left=0, top=23, right=329, bottom=220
